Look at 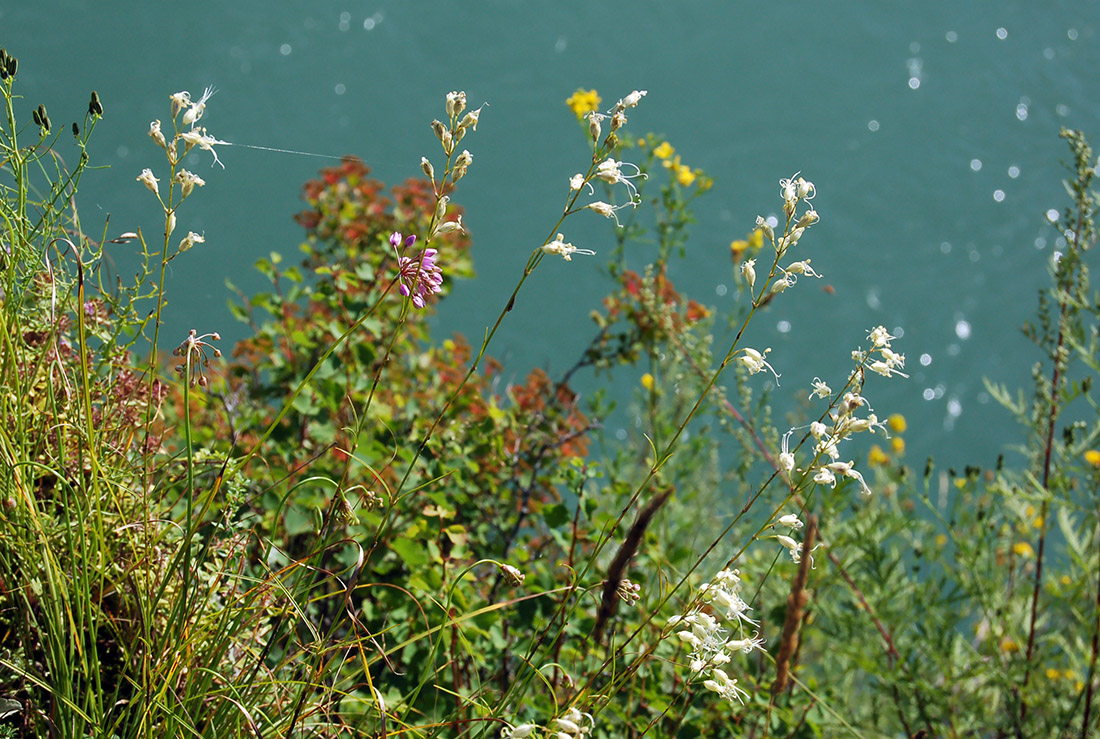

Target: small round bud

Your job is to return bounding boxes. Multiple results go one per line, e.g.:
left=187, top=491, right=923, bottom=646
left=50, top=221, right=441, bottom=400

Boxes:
left=420, top=156, right=434, bottom=180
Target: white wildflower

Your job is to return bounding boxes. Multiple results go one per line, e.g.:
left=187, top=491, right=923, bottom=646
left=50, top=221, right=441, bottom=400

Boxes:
left=541, top=233, right=595, bottom=261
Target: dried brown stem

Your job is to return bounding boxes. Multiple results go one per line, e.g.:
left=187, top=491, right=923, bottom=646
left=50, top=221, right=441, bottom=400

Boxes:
left=772, top=516, right=816, bottom=695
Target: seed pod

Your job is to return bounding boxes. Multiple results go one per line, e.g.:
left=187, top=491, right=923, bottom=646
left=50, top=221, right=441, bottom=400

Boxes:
left=6, top=55, right=16, bottom=77
left=89, top=91, right=103, bottom=117
left=72, top=122, right=79, bottom=136
left=32, top=109, right=41, bottom=126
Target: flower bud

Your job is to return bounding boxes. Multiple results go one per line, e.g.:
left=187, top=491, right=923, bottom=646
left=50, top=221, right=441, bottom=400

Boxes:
left=588, top=112, right=602, bottom=142
left=434, top=195, right=450, bottom=224
left=430, top=119, right=447, bottom=142
left=179, top=231, right=205, bottom=253
left=420, top=156, right=434, bottom=180
left=72, top=122, right=79, bottom=137
left=88, top=90, right=104, bottom=117
left=6, top=55, right=17, bottom=78
left=452, top=149, right=472, bottom=182
left=796, top=208, right=819, bottom=229
left=137, top=168, right=160, bottom=195
left=445, top=90, right=466, bottom=118
left=610, top=110, right=627, bottom=131
left=166, top=212, right=176, bottom=237
left=149, top=119, right=167, bottom=150
left=500, top=564, right=524, bottom=585
left=458, top=107, right=481, bottom=131
left=602, top=132, right=619, bottom=150
left=620, top=89, right=647, bottom=108
left=741, top=258, right=756, bottom=288
left=755, top=215, right=774, bottom=243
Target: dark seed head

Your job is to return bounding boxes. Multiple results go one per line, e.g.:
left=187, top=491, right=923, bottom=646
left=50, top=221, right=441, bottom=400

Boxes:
left=72, top=122, right=79, bottom=136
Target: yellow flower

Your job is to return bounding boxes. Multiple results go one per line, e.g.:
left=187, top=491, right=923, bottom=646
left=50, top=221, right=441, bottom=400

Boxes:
left=748, top=228, right=764, bottom=249
left=676, top=165, right=696, bottom=187
left=1012, top=541, right=1034, bottom=558
left=641, top=373, right=655, bottom=390
left=653, top=141, right=675, bottom=160
left=1061, top=575, right=1072, bottom=586
left=1085, top=449, right=1100, bottom=467
left=887, top=413, right=907, bottom=433
left=934, top=534, right=947, bottom=548
left=868, top=445, right=890, bottom=467
left=1045, top=667, right=1060, bottom=680
left=1000, top=637, right=1019, bottom=653
left=891, top=437, right=906, bottom=454
left=565, top=89, right=601, bottom=120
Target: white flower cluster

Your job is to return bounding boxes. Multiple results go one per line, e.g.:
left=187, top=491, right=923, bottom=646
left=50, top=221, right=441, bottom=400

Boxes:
left=138, top=87, right=226, bottom=249
left=546, top=90, right=649, bottom=261
left=667, top=569, right=764, bottom=705
left=499, top=707, right=594, bottom=739
left=778, top=326, right=906, bottom=497
left=743, top=173, right=823, bottom=299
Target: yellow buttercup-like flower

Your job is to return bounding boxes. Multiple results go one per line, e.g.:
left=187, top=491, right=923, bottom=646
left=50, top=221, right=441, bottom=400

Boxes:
left=653, top=141, right=675, bottom=160
left=566, top=89, right=601, bottom=120
left=676, top=165, right=696, bottom=187
left=887, top=413, right=907, bottom=433
left=1084, top=448, right=1100, bottom=467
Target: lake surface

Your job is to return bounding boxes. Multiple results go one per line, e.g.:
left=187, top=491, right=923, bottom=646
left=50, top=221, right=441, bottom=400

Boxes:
left=6, top=1, right=1099, bottom=470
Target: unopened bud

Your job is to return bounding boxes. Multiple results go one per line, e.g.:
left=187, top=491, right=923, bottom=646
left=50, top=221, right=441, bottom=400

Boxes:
left=602, top=132, right=619, bottom=151
left=72, top=122, right=79, bottom=137
left=500, top=564, right=525, bottom=585
left=430, top=119, right=447, bottom=142
left=452, top=149, right=472, bottom=182
left=420, top=156, right=434, bottom=180
left=434, top=195, right=450, bottom=224
left=88, top=90, right=103, bottom=117
left=6, top=55, right=17, bottom=78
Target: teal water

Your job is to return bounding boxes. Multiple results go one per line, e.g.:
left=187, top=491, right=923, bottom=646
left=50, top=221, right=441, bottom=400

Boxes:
left=5, top=1, right=1099, bottom=469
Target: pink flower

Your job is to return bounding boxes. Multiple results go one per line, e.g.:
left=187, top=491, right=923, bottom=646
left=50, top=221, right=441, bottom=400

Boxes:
left=392, top=232, right=442, bottom=309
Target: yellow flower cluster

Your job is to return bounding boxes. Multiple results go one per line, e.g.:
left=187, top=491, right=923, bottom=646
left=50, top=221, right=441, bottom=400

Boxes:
left=650, top=140, right=709, bottom=188
left=867, top=414, right=907, bottom=467
left=730, top=227, right=765, bottom=262
left=565, top=88, right=601, bottom=120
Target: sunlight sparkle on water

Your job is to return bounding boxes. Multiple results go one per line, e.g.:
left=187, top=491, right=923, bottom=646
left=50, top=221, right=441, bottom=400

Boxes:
left=996, top=27, right=1008, bottom=40
left=920, top=353, right=932, bottom=366
left=955, top=320, right=971, bottom=340
left=970, top=159, right=982, bottom=172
